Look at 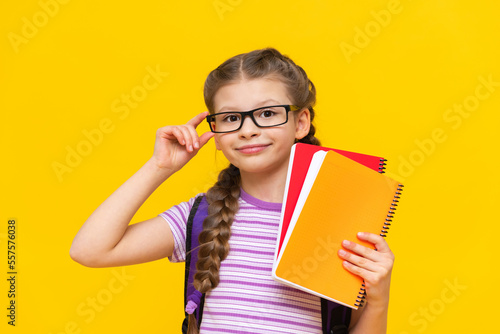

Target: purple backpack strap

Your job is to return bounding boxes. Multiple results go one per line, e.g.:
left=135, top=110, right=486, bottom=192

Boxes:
left=182, top=196, right=208, bottom=333
left=321, top=298, right=352, bottom=334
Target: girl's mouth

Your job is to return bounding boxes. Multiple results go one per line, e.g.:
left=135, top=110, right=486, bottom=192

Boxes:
left=236, top=144, right=270, bottom=154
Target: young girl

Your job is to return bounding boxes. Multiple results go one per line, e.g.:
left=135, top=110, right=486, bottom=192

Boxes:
left=70, top=48, right=395, bottom=334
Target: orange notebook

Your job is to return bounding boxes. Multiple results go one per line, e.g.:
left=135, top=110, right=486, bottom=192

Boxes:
left=272, top=150, right=403, bottom=309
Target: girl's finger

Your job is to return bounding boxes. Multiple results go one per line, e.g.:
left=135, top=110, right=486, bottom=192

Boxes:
left=343, top=259, right=391, bottom=286
left=177, top=126, right=195, bottom=152
left=186, top=111, right=210, bottom=128
left=342, top=259, right=372, bottom=280
left=199, top=131, right=215, bottom=147
left=185, top=124, right=201, bottom=150
left=338, top=248, right=378, bottom=273
left=156, top=126, right=175, bottom=141
left=357, top=232, right=393, bottom=255
left=341, top=239, right=380, bottom=263
left=167, top=127, right=185, bottom=145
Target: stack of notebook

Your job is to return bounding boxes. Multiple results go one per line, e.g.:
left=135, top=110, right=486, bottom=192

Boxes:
left=272, top=143, right=403, bottom=309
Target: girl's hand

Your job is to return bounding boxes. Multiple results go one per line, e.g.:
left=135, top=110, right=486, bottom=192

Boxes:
left=150, top=111, right=215, bottom=174
left=338, top=232, right=394, bottom=309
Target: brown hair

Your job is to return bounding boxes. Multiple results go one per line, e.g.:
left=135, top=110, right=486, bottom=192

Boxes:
left=187, top=47, right=320, bottom=333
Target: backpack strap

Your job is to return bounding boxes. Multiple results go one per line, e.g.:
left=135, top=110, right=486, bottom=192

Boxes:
left=321, top=298, right=352, bottom=334
left=181, top=195, right=352, bottom=333
left=182, top=195, right=207, bottom=334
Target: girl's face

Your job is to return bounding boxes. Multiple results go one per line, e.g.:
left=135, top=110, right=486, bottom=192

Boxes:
left=212, top=77, right=310, bottom=176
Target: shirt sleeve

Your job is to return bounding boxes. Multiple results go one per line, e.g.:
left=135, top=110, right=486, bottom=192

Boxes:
left=158, top=194, right=204, bottom=263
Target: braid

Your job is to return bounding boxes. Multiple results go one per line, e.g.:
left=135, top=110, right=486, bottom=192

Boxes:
left=187, top=164, right=240, bottom=334
left=194, top=164, right=241, bottom=293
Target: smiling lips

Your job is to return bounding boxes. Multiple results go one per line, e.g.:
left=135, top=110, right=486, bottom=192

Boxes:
left=236, top=144, right=270, bottom=154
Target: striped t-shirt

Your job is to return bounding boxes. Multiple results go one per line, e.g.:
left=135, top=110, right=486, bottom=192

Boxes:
left=159, top=188, right=323, bottom=334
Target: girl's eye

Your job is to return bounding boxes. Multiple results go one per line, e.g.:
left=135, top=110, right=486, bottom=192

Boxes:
left=222, top=114, right=241, bottom=123
left=259, top=109, right=276, bottom=118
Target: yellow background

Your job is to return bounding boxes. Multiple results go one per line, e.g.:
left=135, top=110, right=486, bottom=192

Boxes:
left=1, top=0, right=498, bottom=333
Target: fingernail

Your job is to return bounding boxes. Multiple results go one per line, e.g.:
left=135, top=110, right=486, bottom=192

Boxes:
left=194, top=142, right=199, bottom=149
left=339, top=249, right=346, bottom=256
left=188, top=145, right=193, bottom=151
left=342, top=240, right=350, bottom=247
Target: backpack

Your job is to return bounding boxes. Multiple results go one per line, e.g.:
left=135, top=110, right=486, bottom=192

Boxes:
left=181, top=196, right=352, bottom=334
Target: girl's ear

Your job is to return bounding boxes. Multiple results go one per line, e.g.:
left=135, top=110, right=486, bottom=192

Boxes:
left=294, top=107, right=311, bottom=140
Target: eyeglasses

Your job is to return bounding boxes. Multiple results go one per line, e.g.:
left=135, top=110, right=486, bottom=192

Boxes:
left=206, top=105, right=300, bottom=133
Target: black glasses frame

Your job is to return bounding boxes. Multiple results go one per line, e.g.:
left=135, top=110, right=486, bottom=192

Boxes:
left=206, top=104, right=300, bottom=133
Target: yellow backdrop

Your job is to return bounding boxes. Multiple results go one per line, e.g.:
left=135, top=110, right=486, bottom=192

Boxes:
left=1, top=0, right=498, bottom=333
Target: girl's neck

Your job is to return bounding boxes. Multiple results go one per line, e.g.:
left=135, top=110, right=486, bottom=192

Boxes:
left=239, top=168, right=288, bottom=203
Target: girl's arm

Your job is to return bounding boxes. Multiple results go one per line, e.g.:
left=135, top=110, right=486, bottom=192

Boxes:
left=339, top=232, right=395, bottom=334
left=69, top=112, right=214, bottom=268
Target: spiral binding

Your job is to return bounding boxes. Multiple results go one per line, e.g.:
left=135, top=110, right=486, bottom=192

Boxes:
left=355, top=283, right=367, bottom=308
left=380, top=184, right=404, bottom=238
left=378, top=158, right=387, bottom=173
left=354, top=184, right=404, bottom=308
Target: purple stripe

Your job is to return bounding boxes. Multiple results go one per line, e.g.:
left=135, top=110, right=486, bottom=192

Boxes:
left=230, top=237, right=276, bottom=244
left=211, top=295, right=321, bottom=316
left=201, top=325, right=294, bottom=334
left=229, top=247, right=275, bottom=256
left=213, top=286, right=321, bottom=310
left=208, top=295, right=320, bottom=315
left=229, top=242, right=276, bottom=249
left=237, top=214, right=281, bottom=220
left=205, top=311, right=321, bottom=330
left=236, top=214, right=280, bottom=221
left=168, top=227, right=184, bottom=262
left=161, top=214, right=181, bottom=241
left=177, top=204, right=188, bottom=222
left=237, top=208, right=281, bottom=216
left=236, top=219, right=280, bottom=227
left=219, top=278, right=319, bottom=299
left=222, top=263, right=271, bottom=272
left=162, top=211, right=182, bottom=230
left=220, top=279, right=307, bottom=295
left=231, top=232, right=277, bottom=241
left=201, top=327, right=254, bottom=334
left=240, top=188, right=283, bottom=210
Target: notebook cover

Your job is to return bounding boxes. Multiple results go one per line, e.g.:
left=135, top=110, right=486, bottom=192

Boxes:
left=274, top=150, right=402, bottom=309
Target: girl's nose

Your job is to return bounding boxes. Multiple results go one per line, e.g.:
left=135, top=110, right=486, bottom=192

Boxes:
left=238, top=114, right=260, bottom=138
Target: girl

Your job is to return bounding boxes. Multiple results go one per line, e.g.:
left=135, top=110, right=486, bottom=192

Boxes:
left=70, top=48, right=395, bottom=334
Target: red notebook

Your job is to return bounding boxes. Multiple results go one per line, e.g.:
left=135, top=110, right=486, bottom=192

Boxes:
left=275, top=143, right=387, bottom=260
